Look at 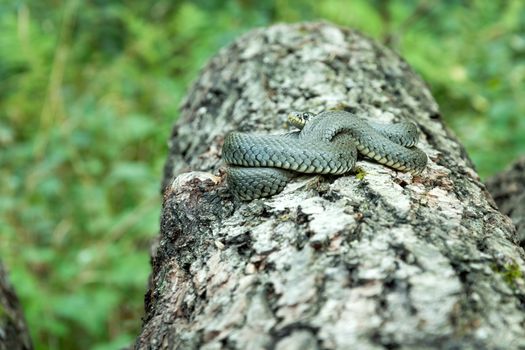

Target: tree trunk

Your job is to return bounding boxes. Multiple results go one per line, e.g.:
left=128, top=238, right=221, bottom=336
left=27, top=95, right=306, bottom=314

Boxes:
left=0, top=263, right=32, bottom=350
left=486, top=156, right=525, bottom=247
left=136, top=22, right=525, bottom=349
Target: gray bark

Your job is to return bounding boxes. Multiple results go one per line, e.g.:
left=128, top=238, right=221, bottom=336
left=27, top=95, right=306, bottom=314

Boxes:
left=486, top=156, right=525, bottom=246
left=136, top=22, right=525, bottom=349
left=0, top=263, right=32, bottom=350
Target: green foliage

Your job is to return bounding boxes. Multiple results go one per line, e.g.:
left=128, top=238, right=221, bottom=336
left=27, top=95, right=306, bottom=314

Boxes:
left=395, top=0, right=525, bottom=176
left=0, top=0, right=523, bottom=349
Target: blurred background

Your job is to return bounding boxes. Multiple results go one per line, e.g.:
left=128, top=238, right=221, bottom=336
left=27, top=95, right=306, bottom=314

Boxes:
left=0, top=0, right=524, bottom=349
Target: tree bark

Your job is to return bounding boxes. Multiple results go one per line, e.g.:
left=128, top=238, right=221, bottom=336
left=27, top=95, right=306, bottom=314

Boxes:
left=0, top=263, right=32, bottom=350
left=486, top=156, right=525, bottom=247
left=136, top=22, right=525, bottom=349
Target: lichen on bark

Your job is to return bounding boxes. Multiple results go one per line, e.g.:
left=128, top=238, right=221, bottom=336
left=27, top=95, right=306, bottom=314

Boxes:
left=137, top=22, right=525, bottom=350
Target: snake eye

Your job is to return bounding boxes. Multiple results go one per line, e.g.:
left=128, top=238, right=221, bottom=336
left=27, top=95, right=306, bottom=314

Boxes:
left=302, top=112, right=314, bottom=121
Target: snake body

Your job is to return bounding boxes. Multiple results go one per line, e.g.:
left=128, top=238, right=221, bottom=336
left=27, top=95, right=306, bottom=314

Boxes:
left=222, top=110, right=427, bottom=200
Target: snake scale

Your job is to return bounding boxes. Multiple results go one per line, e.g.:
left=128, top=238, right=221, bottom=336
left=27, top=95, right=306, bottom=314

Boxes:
left=222, top=110, right=427, bottom=200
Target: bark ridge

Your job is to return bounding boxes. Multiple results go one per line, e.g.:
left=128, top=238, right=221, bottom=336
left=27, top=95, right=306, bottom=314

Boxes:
left=0, top=263, right=32, bottom=350
left=486, top=156, right=525, bottom=246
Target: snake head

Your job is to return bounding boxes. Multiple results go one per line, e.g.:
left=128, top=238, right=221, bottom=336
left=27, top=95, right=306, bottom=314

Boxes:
left=287, top=111, right=316, bottom=129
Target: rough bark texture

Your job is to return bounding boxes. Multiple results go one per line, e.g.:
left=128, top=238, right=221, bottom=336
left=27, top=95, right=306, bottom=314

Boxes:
left=0, top=263, right=32, bottom=350
left=486, top=156, right=525, bottom=247
left=136, top=23, right=525, bottom=349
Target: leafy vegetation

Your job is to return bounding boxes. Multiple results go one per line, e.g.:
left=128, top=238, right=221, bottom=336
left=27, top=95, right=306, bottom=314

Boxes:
left=0, top=1, right=523, bottom=349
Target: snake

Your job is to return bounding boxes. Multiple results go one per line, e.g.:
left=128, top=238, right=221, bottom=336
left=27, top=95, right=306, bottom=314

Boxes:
left=222, top=110, right=427, bottom=200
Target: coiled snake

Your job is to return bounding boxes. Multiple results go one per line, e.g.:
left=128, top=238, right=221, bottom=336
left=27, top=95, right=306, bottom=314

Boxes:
left=222, top=110, right=427, bottom=200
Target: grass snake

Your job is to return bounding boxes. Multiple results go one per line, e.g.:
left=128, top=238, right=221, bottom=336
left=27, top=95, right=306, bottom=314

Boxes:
left=222, top=110, right=427, bottom=200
